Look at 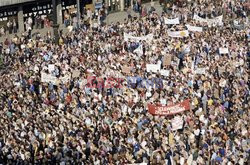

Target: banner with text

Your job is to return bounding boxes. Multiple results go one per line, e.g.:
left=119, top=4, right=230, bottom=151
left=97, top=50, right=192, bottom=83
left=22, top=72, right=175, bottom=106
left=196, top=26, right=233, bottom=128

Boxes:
left=168, top=30, right=189, bottom=38
left=186, top=25, right=203, bottom=32
left=147, top=99, right=190, bottom=116
left=124, top=33, right=154, bottom=42
left=165, top=17, right=180, bottom=25
left=193, top=15, right=223, bottom=26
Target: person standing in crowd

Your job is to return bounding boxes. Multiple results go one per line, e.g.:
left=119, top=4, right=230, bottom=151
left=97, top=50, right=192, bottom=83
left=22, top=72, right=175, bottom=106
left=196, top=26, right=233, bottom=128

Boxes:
left=28, top=16, right=33, bottom=30
left=87, top=8, right=92, bottom=21
left=6, top=20, right=13, bottom=34
left=64, top=11, right=70, bottom=27
left=24, top=19, right=29, bottom=32
left=13, top=19, right=17, bottom=33
left=0, top=27, right=5, bottom=37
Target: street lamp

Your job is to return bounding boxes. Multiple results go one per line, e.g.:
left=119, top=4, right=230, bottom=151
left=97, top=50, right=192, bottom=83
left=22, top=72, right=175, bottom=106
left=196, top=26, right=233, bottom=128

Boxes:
left=52, top=0, right=59, bottom=44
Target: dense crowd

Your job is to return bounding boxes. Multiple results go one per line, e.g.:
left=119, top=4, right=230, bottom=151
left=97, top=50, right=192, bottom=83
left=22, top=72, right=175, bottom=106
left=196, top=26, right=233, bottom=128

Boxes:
left=0, top=0, right=249, bottom=164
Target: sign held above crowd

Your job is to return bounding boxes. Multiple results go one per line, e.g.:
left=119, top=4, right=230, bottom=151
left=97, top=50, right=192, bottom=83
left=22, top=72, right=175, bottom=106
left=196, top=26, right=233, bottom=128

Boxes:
left=147, top=99, right=190, bottom=116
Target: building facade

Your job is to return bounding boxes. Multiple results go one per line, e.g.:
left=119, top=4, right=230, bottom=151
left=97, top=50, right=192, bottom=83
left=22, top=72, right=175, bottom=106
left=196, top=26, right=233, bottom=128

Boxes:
left=0, top=0, right=92, bottom=32
left=0, top=0, right=156, bottom=33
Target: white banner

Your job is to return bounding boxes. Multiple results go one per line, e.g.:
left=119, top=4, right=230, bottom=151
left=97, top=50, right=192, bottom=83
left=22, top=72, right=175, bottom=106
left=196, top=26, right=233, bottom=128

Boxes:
left=219, top=48, right=229, bottom=54
left=193, top=14, right=223, bottom=26
left=165, top=17, right=180, bottom=25
left=186, top=25, right=203, bottom=32
left=168, top=30, right=189, bottom=38
left=171, top=116, right=183, bottom=131
left=146, top=64, right=161, bottom=73
left=41, top=72, right=57, bottom=85
left=195, top=68, right=206, bottom=75
left=124, top=33, right=153, bottom=42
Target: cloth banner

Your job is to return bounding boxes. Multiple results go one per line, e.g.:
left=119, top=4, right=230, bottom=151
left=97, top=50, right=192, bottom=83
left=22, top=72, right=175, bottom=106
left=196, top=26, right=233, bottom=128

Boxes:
left=193, top=14, right=223, bottom=26
left=147, top=99, right=190, bottom=116
left=146, top=64, right=161, bottom=73
left=41, top=72, right=57, bottom=85
left=124, top=33, right=153, bottom=42
left=168, top=30, right=189, bottom=38
left=165, top=17, right=180, bottom=24
left=219, top=48, right=229, bottom=54
left=186, top=25, right=203, bottom=32
left=171, top=116, right=184, bottom=131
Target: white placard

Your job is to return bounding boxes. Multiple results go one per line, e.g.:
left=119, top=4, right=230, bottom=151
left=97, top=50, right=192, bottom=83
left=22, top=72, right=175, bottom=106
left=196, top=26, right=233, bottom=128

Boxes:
left=160, top=70, right=170, bottom=77
left=41, top=72, right=57, bottom=85
left=186, top=25, right=203, bottom=32
left=219, top=48, right=229, bottom=54
left=171, top=116, right=183, bottom=131
left=146, top=64, right=161, bottom=73
left=48, top=64, right=55, bottom=73
left=195, top=68, right=206, bottom=75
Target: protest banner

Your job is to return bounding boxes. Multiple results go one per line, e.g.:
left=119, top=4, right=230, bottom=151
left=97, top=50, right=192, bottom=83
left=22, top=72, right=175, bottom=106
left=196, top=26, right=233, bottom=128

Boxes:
left=41, top=72, right=57, bottom=85
left=165, top=17, right=180, bottom=24
left=186, top=25, right=203, bottom=32
left=168, top=30, right=189, bottom=38
left=160, top=69, right=170, bottom=77
left=193, top=14, right=223, bottom=26
left=124, top=33, right=153, bottom=42
left=163, top=55, right=171, bottom=66
left=171, top=116, right=184, bottom=131
left=146, top=64, right=161, bottom=73
left=219, top=48, right=229, bottom=54
left=195, top=68, right=206, bottom=75
left=147, top=99, right=190, bottom=116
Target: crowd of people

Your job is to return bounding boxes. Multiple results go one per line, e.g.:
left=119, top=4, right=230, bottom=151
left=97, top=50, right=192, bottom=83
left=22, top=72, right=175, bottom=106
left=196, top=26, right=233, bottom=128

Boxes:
left=0, top=0, right=249, bottom=164
left=0, top=19, right=18, bottom=37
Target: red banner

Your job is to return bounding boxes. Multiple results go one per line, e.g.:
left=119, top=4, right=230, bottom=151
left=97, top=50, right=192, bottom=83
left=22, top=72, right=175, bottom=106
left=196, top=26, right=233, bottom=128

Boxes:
left=147, top=99, right=190, bottom=116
